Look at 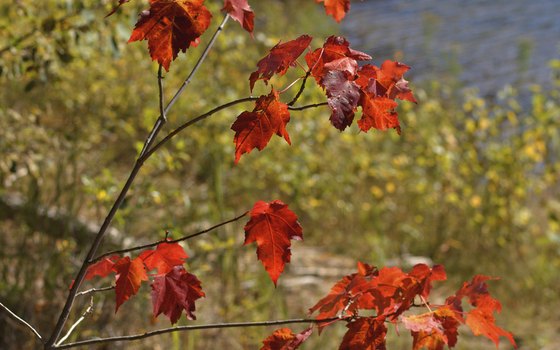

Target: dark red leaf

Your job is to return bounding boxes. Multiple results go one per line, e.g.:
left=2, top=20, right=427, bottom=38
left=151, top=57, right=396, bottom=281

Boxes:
left=243, top=200, right=303, bottom=285
left=151, top=266, right=205, bottom=324
left=249, top=35, right=313, bottom=91
left=231, top=89, right=291, bottom=164
left=322, top=70, right=361, bottom=130
left=305, top=36, right=371, bottom=87
left=128, top=0, right=212, bottom=71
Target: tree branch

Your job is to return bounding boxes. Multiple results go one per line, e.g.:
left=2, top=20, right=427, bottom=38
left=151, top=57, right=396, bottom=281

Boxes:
left=288, top=102, right=329, bottom=111
left=0, top=301, right=43, bottom=342
left=55, top=317, right=341, bottom=349
left=139, top=14, right=230, bottom=159
left=91, top=211, right=249, bottom=263
left=45, top=14, right=232, bottom=349
left=76, top=286, right=114, bottom=297
left=287, top=71, right=311, bottom=106
left=144, top=99, right=329, bottom=159
left=143, top=97, right=258, bottom=159
left=55, top=298, right=94, bottom=346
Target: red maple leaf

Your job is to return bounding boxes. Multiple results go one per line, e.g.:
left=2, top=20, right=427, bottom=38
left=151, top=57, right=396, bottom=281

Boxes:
left=128, top=0, right=212, bottom=71
left=322, top=70, right=361, bottom=130
left=84, top=255, right=120, bottom=280
left=444, top=275, right=517, bottom=348
left=113, top=256, right=149, bottom=311
left=139, top=241, right=188, bottom=274
left=231, top=89, right=291, bottom=164
left=357, top=95, right=399, bottom=133
left=339, top=317, right=387, bottom=350
left=465, top=308, right=516, bottom=348
left=309, top=262, right=380, bottom=323
left=249, top=35, right=313, bottom=91
left=260, top=327, right=313, bottom=350
left=402, top=307, right=460, bottom=350
left=222, top=0, right=255, bottom=35
left=243, top=200, right=303, bottom=285
left=316, top=0, right=351, bottom=23
left=356, top=62, right=416, bottom=103
left=151, top=266, right=205, bottom=324
left=305, top=36, right=371, bottom=87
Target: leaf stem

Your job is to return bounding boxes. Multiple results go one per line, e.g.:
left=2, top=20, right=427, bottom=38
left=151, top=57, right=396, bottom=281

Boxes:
left=91, top=211, right=249, bottom=263
left=55, top=317, right=341, bottom=349
left=0, top=301, right=43, bottom=342
left=288, top=102, right=329, bottom=111
left=76, top=286, right=115, bottom=297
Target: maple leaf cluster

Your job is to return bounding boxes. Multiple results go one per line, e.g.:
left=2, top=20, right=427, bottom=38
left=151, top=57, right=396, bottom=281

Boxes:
left=233, top=35, right=416, bottom=163
left=83, top=241, right=204, bottom=323
left=116, top=0, right=355, bottom=70
left=261, top=263, right=517, bottom=350
left=78, top=200, right=301, bottom=322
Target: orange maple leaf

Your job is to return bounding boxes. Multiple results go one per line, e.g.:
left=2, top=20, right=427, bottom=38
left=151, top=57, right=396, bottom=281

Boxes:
left=128, top=0, right=212, bottom=71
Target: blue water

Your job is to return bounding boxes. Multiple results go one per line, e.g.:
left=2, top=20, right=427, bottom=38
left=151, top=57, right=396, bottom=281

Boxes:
left=341, top=0, right=560, bottom=96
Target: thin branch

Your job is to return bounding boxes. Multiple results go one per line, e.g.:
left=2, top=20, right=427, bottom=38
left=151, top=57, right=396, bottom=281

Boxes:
left=278, top=77, right=302, bottom=95
left=45, top=14, right=231, bottom=349
left=55, top=298, right=94, bottom=346
left=45, top=160, right=144, bottom=348
left=158, top=64, right=166, bottom=122
left=288, top=102, right=329, bottom=111
left=143, top=97, right=258, bottom=159
left=0, top=301, right=43, bottom=341
left=76, top=286, right=114, bottom=297
left=55, top=317, right=341, bottom=349
left=91, top=211, right=249, bottom=263
left=144, top=98, right=328, bottom=160
left=138, top=14, right=230, bottom=159
left=287, top=72, right=310, bottom=106
left=138, top=65, right=167, bottom=158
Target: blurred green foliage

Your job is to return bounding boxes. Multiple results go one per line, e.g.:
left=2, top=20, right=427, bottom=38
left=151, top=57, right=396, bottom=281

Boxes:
left=1, top=1, right=559, bottom=349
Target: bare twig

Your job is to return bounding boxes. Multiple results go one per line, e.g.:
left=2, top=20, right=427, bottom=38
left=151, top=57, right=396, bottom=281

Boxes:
left=91, top=211, right=249, bottom=263
left=45, top=15, right=232, bottom=349
left=55, top=317, right=341, bottom=349
left=76, top=286, right=115, bottom=297
left=144, top=99, right=328, bottom=159
left=288, top=102, right=329, bottom=111
left=55, top=298, right=94, bottom=346
left=158, top=64, right=166, bottom=122
left=144, top=97, right=258, bottom=159
left=287, top=72, right=310, bottom=106
left=0, top=301, right=42, bottom=341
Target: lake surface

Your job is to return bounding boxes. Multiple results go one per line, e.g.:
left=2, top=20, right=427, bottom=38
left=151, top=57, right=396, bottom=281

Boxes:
left=341, top=0, right=560, bottom=96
